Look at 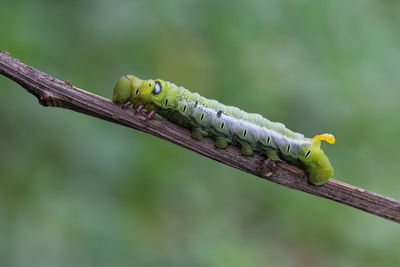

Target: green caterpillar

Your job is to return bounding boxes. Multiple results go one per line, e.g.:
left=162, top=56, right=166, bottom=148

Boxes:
left=112, top=75, right=335, bottom=185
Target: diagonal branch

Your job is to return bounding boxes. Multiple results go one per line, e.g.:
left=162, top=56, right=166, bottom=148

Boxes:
left=1, top=50, right=399, bottom=223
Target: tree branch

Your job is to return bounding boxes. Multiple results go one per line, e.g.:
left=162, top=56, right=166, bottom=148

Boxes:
left=1, top=50, right=399, bottom=223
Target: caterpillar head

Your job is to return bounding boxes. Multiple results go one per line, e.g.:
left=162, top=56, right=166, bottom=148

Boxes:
left=112, top=75, right=135, bottom=104
left=112, top=75, right=176, bottom=109
left=299, top=134, right=335, bottom=185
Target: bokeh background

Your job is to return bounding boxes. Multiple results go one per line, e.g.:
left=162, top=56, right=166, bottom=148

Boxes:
left=1, top=0, right=400, bottom=266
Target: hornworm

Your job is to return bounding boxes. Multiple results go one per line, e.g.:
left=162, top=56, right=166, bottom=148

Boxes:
left=112, top=75, right=335, bottom=185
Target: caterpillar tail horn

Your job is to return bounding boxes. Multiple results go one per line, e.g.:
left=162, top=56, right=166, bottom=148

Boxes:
left=314, top=133, right=336, bottom=145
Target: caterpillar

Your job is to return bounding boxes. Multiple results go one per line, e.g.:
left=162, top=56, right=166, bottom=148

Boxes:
left=112, top=75, right=335, bottom=185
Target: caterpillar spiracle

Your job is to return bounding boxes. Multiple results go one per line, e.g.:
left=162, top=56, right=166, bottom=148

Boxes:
left=112, top=75, right=335, bottom=185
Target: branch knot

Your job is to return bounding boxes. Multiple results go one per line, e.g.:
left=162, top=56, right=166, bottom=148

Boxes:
left=38, top=92, right=62, bottom=107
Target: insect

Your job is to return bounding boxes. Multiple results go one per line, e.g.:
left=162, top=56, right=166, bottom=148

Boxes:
left=112, top=75, right=335, bottom=185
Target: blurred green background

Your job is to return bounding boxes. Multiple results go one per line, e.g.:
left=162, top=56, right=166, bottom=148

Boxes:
left=1, top=0, right=400, bottom=266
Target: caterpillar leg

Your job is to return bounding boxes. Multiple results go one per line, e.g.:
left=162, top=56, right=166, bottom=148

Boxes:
left=191, top=128, right=204, bottom=141
left=263, top=149, right=281, bottom=168
left=144, top=110, right=156, bottom=121
left=214, top=137, right=228, bottom=149
left=121, top=101, right=132, bottom=109
left=134, top=104, right=143, bottom=115
left=240, top=143, right=254, bottom=156
left=266, top=149, right=281, bottom=161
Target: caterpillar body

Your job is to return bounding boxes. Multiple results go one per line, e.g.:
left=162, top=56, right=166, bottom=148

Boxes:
left=112, top=75, right=335, bottom=185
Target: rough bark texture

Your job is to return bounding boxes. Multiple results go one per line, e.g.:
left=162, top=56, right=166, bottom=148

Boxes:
left=1, top=51, right=399, bottom=223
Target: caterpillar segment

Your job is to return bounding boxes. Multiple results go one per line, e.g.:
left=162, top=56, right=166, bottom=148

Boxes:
left=112, top=75, right=335, bottom=185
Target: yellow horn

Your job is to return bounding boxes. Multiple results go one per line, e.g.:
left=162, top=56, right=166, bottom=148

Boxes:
left=314, top=133, right=336, bottom=144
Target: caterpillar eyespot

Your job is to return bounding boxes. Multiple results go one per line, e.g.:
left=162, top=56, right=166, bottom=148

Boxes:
left=152, top=81, right=162, bottom=95
left=112, top=75, right=335, bottom=185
